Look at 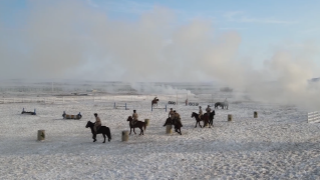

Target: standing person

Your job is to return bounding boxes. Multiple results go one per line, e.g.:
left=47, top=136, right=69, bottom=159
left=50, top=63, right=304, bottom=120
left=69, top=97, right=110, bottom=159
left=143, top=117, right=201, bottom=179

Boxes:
left=93, top=113, right=101, bottom=134
left=198, top=106, right=203, bottom=120
left=132, top=110, right=138, bottom=125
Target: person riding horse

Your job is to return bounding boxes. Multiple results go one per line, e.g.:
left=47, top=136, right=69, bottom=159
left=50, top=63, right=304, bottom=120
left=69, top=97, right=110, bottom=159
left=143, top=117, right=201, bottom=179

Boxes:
left=93, top=113, right=102, bottom=135
left=206, top=105, right=216, bottom=126
left=172, top=110, right=183, bottom=127
left=132, top=110, right=139, bottom=125
left=163, top=108, right=174, bottom=126
left=206, top=105, right=211, bottom=114
left=198, top=106, right=203, bottom=120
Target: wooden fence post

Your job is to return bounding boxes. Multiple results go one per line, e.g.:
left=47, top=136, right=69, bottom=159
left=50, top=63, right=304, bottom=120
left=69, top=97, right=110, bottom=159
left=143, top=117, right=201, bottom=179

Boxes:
left=37, top=130, right=45, bottom=141
left=122, top=131, right=129, bottom=142
left=145, top=119, right=150, bottom=126
left=166, top=125, right=172, bottom=134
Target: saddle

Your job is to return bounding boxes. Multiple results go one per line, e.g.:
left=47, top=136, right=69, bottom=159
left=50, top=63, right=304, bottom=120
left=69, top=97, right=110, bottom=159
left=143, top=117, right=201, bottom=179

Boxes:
left=131, top=119, right=139, bottom=125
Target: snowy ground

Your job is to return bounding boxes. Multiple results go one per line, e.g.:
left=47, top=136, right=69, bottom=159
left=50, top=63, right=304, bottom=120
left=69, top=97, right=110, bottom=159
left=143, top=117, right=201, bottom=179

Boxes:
left=1, top=93, right=320, bottom=180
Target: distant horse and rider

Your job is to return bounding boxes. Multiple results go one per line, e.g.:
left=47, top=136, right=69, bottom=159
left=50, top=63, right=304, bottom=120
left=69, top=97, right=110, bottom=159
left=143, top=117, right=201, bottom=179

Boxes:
left=214, top=99, right=229, bottom=110
left=127, top=116, right=147, bottom=135
left=151, top=97, right=159, bottom=106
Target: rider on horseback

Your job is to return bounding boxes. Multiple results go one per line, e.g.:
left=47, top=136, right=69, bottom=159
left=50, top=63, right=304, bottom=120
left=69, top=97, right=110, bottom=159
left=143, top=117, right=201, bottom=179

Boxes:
left=173, top=110, right=183, bottom=127
left=93, top=113, right=101, bottom=134
left=205, top=105, right=211, bottom=117
left=206, top=105, right=211, bottom=113
left=198, top=106, right=203, bottom=120
left=132, top=110, right=138, bottom=125
left=163, top=108, right=174, bottom=126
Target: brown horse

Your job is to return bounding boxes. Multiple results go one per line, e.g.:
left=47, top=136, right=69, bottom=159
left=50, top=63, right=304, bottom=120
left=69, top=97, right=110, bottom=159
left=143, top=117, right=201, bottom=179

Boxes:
left=151, top=98, right=159, bottom=106
left=127, top=116, right=147, bottom=135
left=191, top=112, right=211, bottom=128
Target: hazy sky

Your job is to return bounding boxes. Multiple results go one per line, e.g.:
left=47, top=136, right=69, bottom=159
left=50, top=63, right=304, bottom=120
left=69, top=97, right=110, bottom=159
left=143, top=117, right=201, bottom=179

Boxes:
left=0, top=0, right=319, bottom=83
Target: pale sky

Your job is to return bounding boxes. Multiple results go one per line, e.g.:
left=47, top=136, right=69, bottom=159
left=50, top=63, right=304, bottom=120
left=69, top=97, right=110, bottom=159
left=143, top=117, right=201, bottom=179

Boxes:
left=0, top=0, right=319, bottom=82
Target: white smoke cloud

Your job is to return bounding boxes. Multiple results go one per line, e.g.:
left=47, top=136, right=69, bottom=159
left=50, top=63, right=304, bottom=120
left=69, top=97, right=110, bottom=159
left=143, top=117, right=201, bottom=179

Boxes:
left=1, top=0, right=320, bottom=110
left=130, top=82, right=193, bottom=95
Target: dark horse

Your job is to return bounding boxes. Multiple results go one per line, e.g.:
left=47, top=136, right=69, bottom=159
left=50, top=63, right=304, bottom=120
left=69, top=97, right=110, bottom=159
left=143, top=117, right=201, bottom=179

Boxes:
left=214, top=100, right=229, bottom=109
left=127, top=116, right=147, bottom=135
left=163, top=117, right=182, bottom=135
left=191, top=112, right=215, bottom=128
left=151, top=98, right=159, bottom=106
left=85, top=121, right=112, bottom=143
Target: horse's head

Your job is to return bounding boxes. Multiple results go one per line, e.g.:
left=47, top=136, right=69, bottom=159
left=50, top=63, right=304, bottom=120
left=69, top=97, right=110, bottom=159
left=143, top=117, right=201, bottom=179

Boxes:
left=85, top=121, right=93, bottom=128
left=127, top=116, right=132, bottom=121
left=191, top=112, right=197, bottom=118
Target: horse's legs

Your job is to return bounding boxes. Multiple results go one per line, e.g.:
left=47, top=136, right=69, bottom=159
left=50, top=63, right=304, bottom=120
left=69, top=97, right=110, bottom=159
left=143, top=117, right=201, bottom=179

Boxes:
left=102, top=134, right=106, bottom=143
left=133, top=127, right=136, bottom=134
left=139, top=127, right=143, bottom=135
left=93, top=133, right=97, bottom=142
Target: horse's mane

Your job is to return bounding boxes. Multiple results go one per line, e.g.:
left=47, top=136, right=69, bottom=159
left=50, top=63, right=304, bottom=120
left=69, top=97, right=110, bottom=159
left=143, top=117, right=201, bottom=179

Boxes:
left=192, top=112, right=199, bottom=117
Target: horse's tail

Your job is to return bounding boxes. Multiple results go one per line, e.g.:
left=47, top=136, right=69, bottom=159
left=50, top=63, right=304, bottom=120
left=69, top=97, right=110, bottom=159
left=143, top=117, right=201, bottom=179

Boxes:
left=144, top=122, right=147, bottom=131
left=106, top=127, right=112, bottom=141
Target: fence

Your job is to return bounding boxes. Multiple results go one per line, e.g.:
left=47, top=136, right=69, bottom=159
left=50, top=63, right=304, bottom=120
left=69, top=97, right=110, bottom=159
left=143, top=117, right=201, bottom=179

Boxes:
left=0, top=94, right=229, bottom=110
left=151, top=104, right=167, bottom=112
left=114, top=102, right=129, bottom=110
left=307, top=111, right=320, bottom=123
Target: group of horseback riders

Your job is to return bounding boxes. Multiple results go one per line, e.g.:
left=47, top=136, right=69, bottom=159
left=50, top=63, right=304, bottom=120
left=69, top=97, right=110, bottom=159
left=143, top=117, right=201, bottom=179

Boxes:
left=91, top=99, right=216, bottom=136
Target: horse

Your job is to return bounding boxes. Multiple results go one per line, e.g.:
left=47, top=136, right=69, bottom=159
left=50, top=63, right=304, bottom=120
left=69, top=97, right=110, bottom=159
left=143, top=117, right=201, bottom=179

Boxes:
left=191, top=112, right=212, bottom=128
left=163, top=117, right=182, bottom=135
left=207, top=111, right=215, bottom=126
left=127, top=116, right=147, bottom=135
left=214, top=100, right=229, bottom=109
left=85, top=121, right=112, bottom=143
left=151, top=98, right=159, bottom=106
